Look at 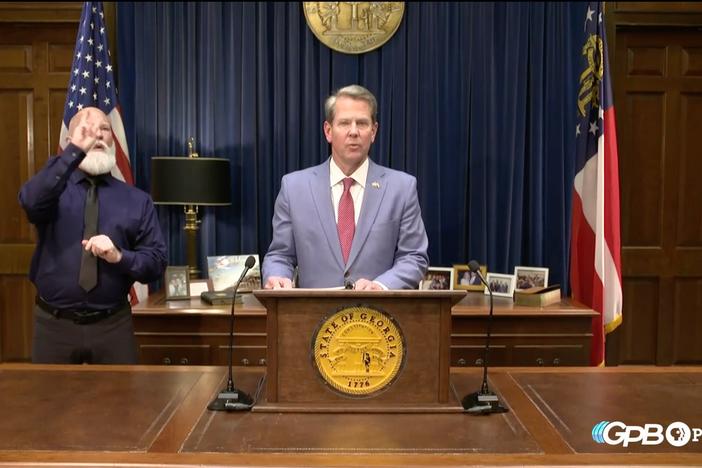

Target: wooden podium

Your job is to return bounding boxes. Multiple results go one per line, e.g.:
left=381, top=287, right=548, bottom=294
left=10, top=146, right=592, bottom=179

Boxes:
left=253, top=289, right=465, bottom=413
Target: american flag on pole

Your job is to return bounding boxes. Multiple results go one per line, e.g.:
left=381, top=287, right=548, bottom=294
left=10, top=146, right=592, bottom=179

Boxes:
left=60, top=2, right=148, bottom=305
left=570, top=2, right=623, bottom=366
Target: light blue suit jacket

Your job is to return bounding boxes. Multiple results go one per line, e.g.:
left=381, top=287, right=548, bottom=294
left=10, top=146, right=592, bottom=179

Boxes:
left=262, top=159, right=429, bottom=289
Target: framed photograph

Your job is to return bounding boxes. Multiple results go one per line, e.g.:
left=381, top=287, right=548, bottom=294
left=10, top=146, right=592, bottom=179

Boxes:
left=453, top=264, right=487, bottom=291
left=165, top=266, right=190, bottom=301
left=206, top=255, right=261, bottom=292
left=484, top=273, right=516, bottom=298
left=189, top=279, right=211, bottom=297
left=513, top=266, right=549, bottom=291
left=419, top=267, right=455, bottom=290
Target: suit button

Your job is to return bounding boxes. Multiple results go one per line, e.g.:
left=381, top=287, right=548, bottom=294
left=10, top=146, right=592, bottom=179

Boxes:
left=344, top=271, right=350, bottom=278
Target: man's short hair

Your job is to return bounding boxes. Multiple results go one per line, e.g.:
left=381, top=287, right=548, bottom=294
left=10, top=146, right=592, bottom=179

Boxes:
left=324, top=84, right=378, bottom=124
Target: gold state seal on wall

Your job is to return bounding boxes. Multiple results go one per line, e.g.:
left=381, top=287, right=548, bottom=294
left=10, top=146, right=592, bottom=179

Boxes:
left=313, top=305, right=405, bottom=397
left=303, top=2, right=405, bottom=54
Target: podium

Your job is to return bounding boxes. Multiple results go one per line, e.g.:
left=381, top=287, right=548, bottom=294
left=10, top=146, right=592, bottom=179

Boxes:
left=253, top=289, right=465, bottom=413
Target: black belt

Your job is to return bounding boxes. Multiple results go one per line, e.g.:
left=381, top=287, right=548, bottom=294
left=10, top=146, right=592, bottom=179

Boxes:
left=35, top=297, right=126, bottom=325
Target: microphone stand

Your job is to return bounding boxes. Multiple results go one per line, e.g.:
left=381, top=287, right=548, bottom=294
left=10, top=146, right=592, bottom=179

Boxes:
left=208, top=256, right=256, bottom=411
left=462, top=261, right=509, bottom=415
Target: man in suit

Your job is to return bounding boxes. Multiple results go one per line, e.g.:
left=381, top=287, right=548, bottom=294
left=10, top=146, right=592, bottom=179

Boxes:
left=263, top=85, right=428, bottom=290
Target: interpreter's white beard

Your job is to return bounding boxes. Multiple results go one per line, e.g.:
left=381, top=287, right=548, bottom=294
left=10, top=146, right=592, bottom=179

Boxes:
left=79, top=142, right=116, bottom=176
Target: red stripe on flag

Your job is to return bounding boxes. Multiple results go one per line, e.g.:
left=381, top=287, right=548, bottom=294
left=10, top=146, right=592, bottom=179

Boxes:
left=113, top=137, right=134, bottom=185
left=603, top=107, right=622, bottom=287
left=570, top=192, right=605, bottom=365
left=590, top=281, right=605, bottom=365
left=570, top=194, right=592, bottom=303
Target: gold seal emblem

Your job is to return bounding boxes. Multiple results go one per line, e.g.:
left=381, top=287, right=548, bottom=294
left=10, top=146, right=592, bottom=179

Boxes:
left=303, top=2, right=405, bottom=55
left=313, top=305, right=405, bottom=396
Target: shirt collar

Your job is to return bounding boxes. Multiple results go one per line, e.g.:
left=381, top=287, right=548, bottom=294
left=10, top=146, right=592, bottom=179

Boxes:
left=71, top=169, right=111, bottom=186
left=329, top=157, right=369, bottom=189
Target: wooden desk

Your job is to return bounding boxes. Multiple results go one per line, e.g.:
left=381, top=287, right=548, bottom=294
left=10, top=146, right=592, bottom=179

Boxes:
left=451, top=294, right=597, bottom=367
left=132, top=292, right=596, bottom=367
left=0, top=364, right=700, bottom=467
left=132, top=293, right=267, bottom=366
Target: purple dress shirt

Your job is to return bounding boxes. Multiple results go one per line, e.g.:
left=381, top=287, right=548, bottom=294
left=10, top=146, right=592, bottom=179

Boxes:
left=19, top=143, right=167, bottom=310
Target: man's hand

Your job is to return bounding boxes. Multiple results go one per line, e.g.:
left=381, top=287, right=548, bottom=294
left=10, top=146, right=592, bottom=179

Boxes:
left=70, top=112, right=100, bottom=153
left=82, top=235, right=122, bottom=263
left=354, top=278, right=384, bottom=290
left=264, top=276, right=293, bottom=289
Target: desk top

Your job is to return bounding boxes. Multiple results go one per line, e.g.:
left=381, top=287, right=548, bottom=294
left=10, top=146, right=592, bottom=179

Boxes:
left=133, top=290, right=597, bottom=318
left=0, top=364, right=699, bottom=467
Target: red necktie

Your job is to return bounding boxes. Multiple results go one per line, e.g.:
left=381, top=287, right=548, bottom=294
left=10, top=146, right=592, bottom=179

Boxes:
left=337, top=177, right=355, bottom=264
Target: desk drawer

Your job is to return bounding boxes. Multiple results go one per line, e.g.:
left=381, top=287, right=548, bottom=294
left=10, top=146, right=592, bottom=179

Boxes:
left=451, top=345, right=509, bottom=367
left=139, top=344, right=211, bottom=365
left=215, top=345, right=268, bottom=367
left=511, top=345, right=586, bottom=366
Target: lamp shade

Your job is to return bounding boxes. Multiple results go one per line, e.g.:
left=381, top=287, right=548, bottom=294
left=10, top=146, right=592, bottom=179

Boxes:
left=151, top=157, right=231, bottom=205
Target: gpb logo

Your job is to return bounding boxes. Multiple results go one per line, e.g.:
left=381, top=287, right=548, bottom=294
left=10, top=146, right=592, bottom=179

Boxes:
left=591, top=421, right=610, bottom=444
left=592, top=421, right=701, bottom=447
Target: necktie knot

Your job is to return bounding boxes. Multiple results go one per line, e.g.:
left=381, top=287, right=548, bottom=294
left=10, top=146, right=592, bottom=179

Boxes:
left=342, top=177, right=354, bottom=191
left=83, top=175, right=104, bottom=188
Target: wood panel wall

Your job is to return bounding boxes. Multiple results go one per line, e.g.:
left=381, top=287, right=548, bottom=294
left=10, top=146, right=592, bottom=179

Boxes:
left=609, top=2, right=702, bottom=364
left=0, top=3, right=82, bottom=361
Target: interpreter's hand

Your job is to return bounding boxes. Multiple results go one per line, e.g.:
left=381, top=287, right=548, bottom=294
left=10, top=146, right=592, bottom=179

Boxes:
left=264, top=276, right=293, bottom=289
left=82, top=235, right=122, bottom=264
left=70, top=112, right=100, bottom=153
left=353, top=278, right=383, bottom=291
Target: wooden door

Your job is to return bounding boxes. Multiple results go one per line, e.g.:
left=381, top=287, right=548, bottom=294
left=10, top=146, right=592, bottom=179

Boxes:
left=0, top=6, right=80, bottom=361
left=615, top=27, right=702, bottom=364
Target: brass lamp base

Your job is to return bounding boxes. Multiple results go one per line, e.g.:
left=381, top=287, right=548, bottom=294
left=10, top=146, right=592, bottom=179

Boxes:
left=184, top=204, right=201, bottom=279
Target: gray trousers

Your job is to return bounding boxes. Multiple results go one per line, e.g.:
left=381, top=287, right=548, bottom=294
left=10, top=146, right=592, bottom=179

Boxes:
left=32, top=303, right=138, bottom=364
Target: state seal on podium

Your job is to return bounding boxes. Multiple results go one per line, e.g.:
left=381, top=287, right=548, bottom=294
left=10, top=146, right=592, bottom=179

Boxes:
left=312, top=305, right=406, bottom=397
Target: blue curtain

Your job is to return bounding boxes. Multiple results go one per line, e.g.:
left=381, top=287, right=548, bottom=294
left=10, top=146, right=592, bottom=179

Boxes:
left=117, top=2, right=583, bottom=290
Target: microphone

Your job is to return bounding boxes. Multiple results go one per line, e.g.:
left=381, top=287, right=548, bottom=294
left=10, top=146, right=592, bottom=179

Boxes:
left=208, top=255, right=256, bottom=411
left=461, top=260, right=509, bottom=415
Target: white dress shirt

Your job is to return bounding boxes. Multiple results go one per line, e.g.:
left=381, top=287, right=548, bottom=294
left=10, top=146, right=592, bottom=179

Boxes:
left=328, top=157, right=387, bottom=290
left=330, top=157, right=369, bottom=224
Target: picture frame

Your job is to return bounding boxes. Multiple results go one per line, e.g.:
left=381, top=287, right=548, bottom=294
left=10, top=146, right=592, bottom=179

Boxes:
left=452, top=264, right=487, bottom=291
left=484, top=273, right=516, bottom=298
left=164, top=266, right=190, bottom=301
left=206, top=255, right=261, bottom=292
left=513, top=266, right=549, bottom=291
left=189, top=279, right=211, bottom=297
left=419, top=267, right=455, bottom=291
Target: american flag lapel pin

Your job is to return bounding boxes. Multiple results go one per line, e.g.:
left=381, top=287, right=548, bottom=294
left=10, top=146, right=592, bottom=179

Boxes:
left=371, top=181, right=380, bottom=189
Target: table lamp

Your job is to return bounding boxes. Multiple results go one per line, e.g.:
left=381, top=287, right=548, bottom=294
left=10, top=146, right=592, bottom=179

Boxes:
left=151, top=138, right=231, bottom=278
